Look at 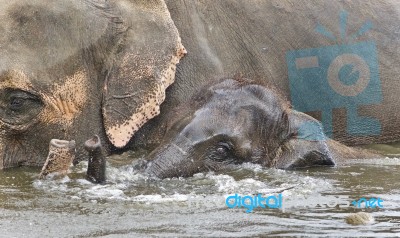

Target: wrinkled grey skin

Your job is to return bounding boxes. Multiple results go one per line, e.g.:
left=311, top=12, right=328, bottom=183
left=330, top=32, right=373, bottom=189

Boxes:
left=145, top=79, right=337, bottom=178
left=136, top=0, right=400, bottom=147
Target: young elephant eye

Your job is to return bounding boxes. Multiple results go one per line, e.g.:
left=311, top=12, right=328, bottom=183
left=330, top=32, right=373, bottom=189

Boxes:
left=214, top=142, right=233, bottom=159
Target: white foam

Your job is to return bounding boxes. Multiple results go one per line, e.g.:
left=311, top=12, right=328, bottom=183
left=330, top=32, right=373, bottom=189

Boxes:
left=132, top=194, right=189, bottom=203
left=349, top=157, right=400, bottom=165
left=84, top=185, right=126, bottom=200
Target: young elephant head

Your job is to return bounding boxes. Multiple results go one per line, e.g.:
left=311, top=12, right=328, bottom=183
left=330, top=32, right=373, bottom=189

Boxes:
left=0, top=0, right=185, bottom=169
left=146, top=79, right=335, bottom=178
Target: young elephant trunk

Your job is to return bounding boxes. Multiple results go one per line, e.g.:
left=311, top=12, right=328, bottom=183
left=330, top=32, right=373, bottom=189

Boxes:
left=84, top=135, right=106, bottom=184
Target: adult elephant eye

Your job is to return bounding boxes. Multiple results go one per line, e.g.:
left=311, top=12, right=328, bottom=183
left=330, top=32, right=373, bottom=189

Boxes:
left=9, top=97, right=26, bottom=111
left=0, top=89, right=43, bottom=126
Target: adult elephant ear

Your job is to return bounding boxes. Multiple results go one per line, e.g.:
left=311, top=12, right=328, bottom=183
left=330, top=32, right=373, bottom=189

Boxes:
left=102, top=0, right=186, bottom=148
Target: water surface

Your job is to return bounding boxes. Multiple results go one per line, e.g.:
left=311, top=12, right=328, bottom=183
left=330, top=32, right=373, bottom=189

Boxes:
left=0, top=145, right=399, bottom=237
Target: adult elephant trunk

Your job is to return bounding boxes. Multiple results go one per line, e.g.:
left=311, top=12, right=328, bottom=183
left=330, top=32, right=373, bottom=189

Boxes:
left=85, top=135, right=106, bottom=184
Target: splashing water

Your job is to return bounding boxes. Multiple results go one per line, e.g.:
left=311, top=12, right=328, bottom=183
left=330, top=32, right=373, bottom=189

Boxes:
left=1, top=149, right=400, bottom=237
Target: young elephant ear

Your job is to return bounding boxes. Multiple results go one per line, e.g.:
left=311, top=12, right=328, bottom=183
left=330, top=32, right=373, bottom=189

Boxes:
left=102, top=0, right=186, bottom=148
left=275, top=111, right=336, bottom=169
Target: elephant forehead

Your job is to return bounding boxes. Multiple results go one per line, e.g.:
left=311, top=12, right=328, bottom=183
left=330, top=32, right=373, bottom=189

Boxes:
left=0, top=70, right=33, bottom=91
left=181, top=88, right=287, bottom=142
left=39, top=69, right=90, bottom=124
left=180, top=107, right=252, bottom=142
left=0, top=0, right=109, bottom=71
left=0, top=0, right=111, bottom=95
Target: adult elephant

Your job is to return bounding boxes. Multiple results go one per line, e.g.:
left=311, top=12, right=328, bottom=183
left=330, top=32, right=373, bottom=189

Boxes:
left=0, top=0, right=398, bottom=169
left=0, top=0, right=185, bottom=169
left=137, top=0, right=400, bottom=148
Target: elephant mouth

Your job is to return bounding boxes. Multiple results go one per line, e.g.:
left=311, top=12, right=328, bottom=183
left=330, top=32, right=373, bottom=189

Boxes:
left=283, top=151, right=336, bottom=169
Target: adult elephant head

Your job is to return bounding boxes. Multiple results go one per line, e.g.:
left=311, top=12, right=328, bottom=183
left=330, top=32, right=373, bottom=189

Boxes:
left=0, top=0, right=185, bottom=169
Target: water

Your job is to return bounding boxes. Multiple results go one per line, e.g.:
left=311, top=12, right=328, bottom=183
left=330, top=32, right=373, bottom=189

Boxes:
left=1, top=146, right=400, bottom=237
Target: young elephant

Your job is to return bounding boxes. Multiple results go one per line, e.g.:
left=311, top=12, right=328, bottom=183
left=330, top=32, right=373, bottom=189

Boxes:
left=145, top=78, right=338, bottom=178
